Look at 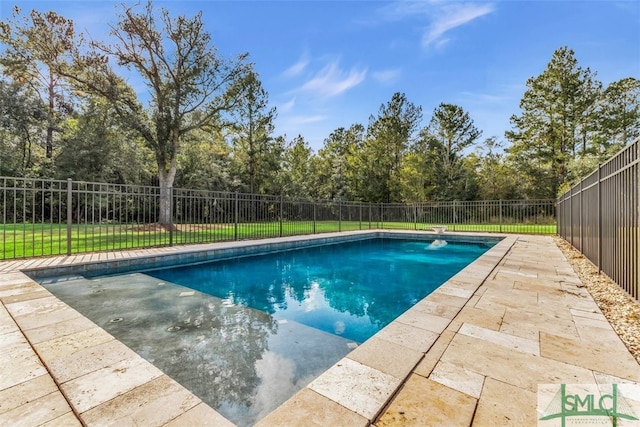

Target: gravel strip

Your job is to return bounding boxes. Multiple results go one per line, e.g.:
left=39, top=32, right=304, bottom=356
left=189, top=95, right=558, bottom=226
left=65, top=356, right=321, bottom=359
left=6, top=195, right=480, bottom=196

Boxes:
left=554, top=237, right=640, bottom=365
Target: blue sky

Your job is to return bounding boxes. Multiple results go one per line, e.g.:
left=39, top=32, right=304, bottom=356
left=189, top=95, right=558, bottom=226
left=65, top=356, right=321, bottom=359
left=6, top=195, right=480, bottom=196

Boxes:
left=3, top=1, right=639, bottom=151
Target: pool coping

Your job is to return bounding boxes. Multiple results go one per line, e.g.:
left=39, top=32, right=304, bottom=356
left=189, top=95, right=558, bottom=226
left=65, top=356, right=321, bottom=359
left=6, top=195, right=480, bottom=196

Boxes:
left=3, top=231, right=638, bottom=425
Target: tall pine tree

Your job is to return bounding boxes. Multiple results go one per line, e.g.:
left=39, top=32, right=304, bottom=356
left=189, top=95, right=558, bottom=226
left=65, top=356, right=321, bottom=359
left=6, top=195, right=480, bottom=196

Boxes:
left=506, top=47, right=600, bottom=197
left=419, top=103, right=481, bottom=201
left=359, top=92, right=422, bottom=202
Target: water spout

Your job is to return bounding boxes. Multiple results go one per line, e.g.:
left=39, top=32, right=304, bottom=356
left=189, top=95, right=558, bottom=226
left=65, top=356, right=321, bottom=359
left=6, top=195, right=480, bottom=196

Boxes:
left=428, top=240, right=448, bottom=250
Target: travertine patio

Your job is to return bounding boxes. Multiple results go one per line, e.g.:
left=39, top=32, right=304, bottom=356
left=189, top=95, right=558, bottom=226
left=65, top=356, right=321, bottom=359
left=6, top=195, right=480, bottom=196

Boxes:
left=1, top=232, right=638, bottom=426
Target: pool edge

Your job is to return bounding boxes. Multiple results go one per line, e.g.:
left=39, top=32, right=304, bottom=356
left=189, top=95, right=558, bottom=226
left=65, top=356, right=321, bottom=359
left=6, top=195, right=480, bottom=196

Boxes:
left=0, top=230, right=514, bottom=426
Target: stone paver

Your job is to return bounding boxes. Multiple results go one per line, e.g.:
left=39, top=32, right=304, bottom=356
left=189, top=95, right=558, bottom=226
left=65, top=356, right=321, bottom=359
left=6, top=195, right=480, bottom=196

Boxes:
left=308, top=357, right=401, bottom=419
left=0, top=391, right=76, bottom=426
left=395, top=308, right=451, bottom=334
left=22, top=313, right=97, bottom=345
left=9, top=296, right=83, bottom=331
left=373, top=321, right=440, bottom=353
left=61, top=355, right=165, bottom=413
left=0, top=374, right=58, bottom=415
left=429, top=359, right=485, bottom=398
left=255, top=388, right=368, bottom=427
left=164, top=403, right=236, bottom=427
left=447, top=304, right=504, bottom=331
left=346, top=336, right=423, bottom=380
left=375, top=375, right=477, bottom=426
left=438, top=333, right=596, bottom=393
left=0, top=333, right=48, bottom=390
left=413, top=329, right=457, bottom=378
left=499, top=305, right=579, bottom=341
left=458, top=322, right=540, bottom=356
left=0, top=232, right=638, bottom=426
left=80, top=375, right=202, bottom=426
left=32, top=326, right=114, bottom=365
left=410, top=299, right=461, bottom=319
left=45, top=338, right=137, bottom=384
left=540, top=331, right=640, bottom=381
left=472, top=378, right=537, bottom=426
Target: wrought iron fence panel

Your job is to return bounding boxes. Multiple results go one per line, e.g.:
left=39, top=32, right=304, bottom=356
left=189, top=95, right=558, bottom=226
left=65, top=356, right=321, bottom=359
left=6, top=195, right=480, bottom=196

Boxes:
left=70, top=181, right=164, bottom=253
left=410, top=199, right=555, bottom=234
left=0, top=177, right=68, bottom=258
left=1, top=176, right=556, bottom=260
left=314, top=201, right=340, bottom=225
left=557, top=137, right=639, bottom=300
left=380, top=204, right=415, bottom=230
left=281, top=198, right=314, bottom=236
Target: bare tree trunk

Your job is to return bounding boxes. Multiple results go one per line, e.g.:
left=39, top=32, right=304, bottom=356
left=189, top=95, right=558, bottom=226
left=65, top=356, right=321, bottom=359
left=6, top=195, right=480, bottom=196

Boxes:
left=158, top=164, right=176, bottom=227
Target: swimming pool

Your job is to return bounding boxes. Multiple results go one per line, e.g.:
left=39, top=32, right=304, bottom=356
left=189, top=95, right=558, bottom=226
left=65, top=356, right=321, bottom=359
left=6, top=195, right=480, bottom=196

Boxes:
left=39, top=235, right=496, bottom=426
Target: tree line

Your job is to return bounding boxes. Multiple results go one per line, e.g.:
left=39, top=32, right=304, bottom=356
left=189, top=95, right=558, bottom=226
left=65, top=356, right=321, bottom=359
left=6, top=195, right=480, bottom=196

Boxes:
left=1, top=3, right=639, bottom=217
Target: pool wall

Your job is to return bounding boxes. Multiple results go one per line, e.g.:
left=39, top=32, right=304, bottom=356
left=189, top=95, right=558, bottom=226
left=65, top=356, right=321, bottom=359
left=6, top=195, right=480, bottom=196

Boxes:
left=25, top=230, right=502, bottom=280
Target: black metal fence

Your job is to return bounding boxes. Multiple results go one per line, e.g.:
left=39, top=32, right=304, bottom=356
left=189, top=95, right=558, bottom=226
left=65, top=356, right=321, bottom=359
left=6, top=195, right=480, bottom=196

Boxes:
left=0, top=176, right=556, bottom=260
left=557, top=137, right=639, bottom=300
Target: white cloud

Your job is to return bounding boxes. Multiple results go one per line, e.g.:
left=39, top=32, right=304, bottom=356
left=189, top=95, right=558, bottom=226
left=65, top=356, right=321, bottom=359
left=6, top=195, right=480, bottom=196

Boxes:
left=379, top=0, right=437, bottom=20
left=422, top=3, right=494, bottom=48
left=459, top=91, right=509, bottom=104
left=378, top=1, right=495, bottom=50
left=276, top=114, right=329, bottom=144
left=279, top=97, right=296, bottom=112
left=283, top=55, right=309, bottom=78
left=298, top=60, right=367, bottom=97
left=373, top=68, right=401, bottom=83
left=286, top=115, right=327, bottom=125
left=458, top=83, right=523, bottom=105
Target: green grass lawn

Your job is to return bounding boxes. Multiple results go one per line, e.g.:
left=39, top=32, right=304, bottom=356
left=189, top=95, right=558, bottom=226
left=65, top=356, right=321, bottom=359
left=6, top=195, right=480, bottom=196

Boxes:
left=0, top=221, right=557, bottom=259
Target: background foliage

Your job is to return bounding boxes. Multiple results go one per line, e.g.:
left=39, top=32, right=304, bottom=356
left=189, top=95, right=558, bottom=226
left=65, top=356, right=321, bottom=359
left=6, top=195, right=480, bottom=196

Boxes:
left=1, top=4, right=638, bottom=202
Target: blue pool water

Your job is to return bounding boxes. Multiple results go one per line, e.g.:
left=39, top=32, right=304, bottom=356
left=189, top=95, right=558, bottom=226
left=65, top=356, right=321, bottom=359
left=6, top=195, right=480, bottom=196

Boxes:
left=41, top=236, right=495, bottom=426
left=147, top=238, right=491, bottom=343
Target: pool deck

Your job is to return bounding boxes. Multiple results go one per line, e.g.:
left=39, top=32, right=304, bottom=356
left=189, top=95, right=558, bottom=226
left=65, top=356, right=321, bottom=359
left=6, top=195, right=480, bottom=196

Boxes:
left=1, top=231, right=638, bottom=426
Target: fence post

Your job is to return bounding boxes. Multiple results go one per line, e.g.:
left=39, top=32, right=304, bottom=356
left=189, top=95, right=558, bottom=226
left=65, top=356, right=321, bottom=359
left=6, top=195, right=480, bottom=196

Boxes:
left=453, top=200, right=457, bottom=232
left=569, top=187, right=573, bottom=246
left=579, top=178, right=583, bottom=251
left=359, top=203, right=362, bottom=230
left=234, top=191, right=239, bottom=241
left=499, top=200, right=503, bottom=233
left=380, top=203, right=384, bottom=229
left=369, top=203, right=372, bottom=229
left=338, top=199, right=342, bottom=232
left=313, top=202, right=317, bottom=234
left=637, top=141, right=640, bottom=299
left=597, top=164, right=602, bottom=271
left=414, top=203, right=418, bottom=230
left=279, top=195, right=284, bottom=237
left=169, top=187, right=174, bottom=246
left=66, top=178, right=72, bottom=256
